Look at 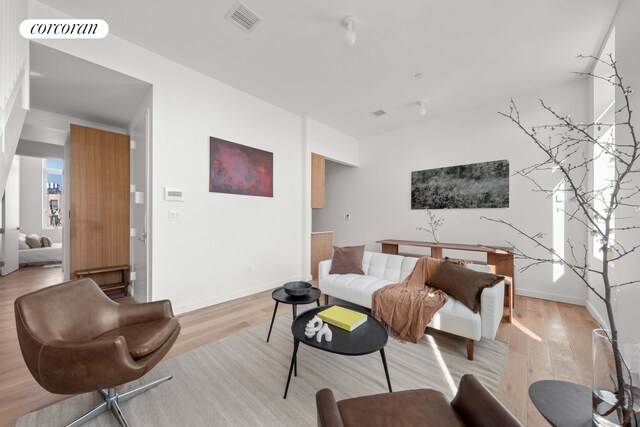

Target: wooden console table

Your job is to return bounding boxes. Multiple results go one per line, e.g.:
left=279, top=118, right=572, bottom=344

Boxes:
left=377, top=239, right=514, bottom=322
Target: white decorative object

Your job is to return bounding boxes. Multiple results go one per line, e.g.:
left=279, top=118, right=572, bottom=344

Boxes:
left=305, top=316, right=323, bottom=339
left=316, top=324, right=333, bottom=343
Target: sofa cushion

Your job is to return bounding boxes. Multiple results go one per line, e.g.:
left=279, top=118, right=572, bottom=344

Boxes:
left=329, top=246, right=365, bottom=275
left=429, top=260, right=503, bottom=313
left=321, top=274, right=393, bottom=309
left=366, top=252, right=405, bottom=282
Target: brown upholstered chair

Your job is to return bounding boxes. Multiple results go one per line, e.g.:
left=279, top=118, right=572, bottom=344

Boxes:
left=316, top=374, right=523, bottom=427
left=15, top=278, right=181, bottom=427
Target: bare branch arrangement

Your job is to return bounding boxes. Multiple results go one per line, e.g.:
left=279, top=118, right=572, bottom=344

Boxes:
left=483, top=54, right=639, bottom=426
left=416, top=208, right=444, bottom=243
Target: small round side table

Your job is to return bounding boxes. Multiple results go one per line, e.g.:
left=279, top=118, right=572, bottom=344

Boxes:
left=266, top=284, right=321, bottom=342
left=529, top=380, right=592, bottom=427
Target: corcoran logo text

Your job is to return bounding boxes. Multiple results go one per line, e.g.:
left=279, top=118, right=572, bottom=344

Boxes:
left=19, top=19, right=109, bottom=39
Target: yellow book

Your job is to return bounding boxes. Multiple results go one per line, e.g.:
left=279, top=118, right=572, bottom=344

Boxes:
left=318, top=306, right=367, bottom=332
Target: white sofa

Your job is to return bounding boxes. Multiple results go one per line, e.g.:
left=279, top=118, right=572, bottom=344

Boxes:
left=319, top=251, right=505, bottom=360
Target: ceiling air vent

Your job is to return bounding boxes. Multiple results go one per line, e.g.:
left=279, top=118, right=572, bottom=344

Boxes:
left=225, top=1, right=263, bottom=33
left=371, top=109, right=387, bottom=117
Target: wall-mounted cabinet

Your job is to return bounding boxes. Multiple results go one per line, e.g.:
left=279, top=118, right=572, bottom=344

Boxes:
left=311, top=153, right=325, bottom=208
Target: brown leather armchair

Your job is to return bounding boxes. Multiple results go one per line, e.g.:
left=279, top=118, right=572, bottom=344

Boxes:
left=15, top=278, right=181, bottom=427
left=316, top=374, right=523, bottom=427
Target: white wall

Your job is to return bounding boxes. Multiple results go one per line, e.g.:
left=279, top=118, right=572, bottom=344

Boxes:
left=30, top=1, right=356, bottom=314
left=306, top=118, right=359, bottom=166
left=586, top=0, right=640, bottom=340
left=18, top=155, right=62, bottom=243
left=314, top=79, right=590, bottom=305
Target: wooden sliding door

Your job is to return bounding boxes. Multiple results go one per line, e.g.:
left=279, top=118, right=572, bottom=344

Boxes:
left=70, top=124, right=130, bottom=279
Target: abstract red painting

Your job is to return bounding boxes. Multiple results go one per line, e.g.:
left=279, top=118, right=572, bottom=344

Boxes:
left=209, top=137, right=273, bottom=197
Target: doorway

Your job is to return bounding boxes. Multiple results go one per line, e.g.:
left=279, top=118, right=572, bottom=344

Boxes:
left=131, top=109, right=151, bottom=302
left=1, top=157, right=20, bottom=275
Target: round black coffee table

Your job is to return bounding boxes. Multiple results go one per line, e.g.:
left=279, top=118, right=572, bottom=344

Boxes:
left=283, top=304, right=391, bottom=399
left=266, top=284, right=321, bottom=342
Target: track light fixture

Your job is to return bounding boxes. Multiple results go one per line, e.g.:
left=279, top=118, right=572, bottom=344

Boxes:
left=342, top=16, right=356, bottom=47
left=417, top=100, right=427, bottom=117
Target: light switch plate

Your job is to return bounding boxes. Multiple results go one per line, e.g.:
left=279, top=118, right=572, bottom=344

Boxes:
left=169, top=210, right=181, bottom=221
left=130, top=228, right=136, bottom=237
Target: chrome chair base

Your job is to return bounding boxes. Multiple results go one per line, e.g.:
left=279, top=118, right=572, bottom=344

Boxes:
left=66, top=375, right=172, bottom=427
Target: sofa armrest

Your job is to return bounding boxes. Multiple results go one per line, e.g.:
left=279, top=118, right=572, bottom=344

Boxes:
left=480, top=279, right=504, bottom=339
left=318, top=259, right=333, bottom=280
left=452, top=374, right=523, bottom=427
left=316, top=389, right=345, bottom=427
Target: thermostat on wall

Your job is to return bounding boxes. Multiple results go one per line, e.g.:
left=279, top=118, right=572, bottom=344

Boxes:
left=164, top=187, right=184, bottom=201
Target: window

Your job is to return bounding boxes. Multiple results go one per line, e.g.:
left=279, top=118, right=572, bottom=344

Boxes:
left=593, top=124, right=615, bottom=259
left=43, top=158, right=63, bottom=229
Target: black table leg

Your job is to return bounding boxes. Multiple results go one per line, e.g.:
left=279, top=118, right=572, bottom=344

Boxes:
left=316, top=300, right=320, bottom=307
left=266, top=301, right=279, bottom=342
left=380, top=348, right=392, bottom=392
left=284, top=339, right=300, bottom=399
left=292, top=304, right=297, bottom=319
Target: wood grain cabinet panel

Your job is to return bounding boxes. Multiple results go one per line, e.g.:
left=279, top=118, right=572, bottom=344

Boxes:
left=311, top=232, right=333, bottom=279
left=311, top=153, right=325, bottom=208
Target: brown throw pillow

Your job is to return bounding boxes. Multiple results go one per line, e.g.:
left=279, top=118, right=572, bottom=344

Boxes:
left=25, top=234, right=42, bottom=249
left=428, top=260, right=503, bottom=313
left=40, top=236, right=53, bottom=247
left=329, top=245, right=365, bottom=275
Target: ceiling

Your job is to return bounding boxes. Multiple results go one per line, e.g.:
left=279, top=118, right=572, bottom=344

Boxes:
left=30, top=42, right=151, bottom=128
left=38, top=0, right=619, bottom=138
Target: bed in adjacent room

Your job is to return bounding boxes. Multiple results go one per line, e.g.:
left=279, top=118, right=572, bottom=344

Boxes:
left=19, top=243, right=63, bottom=266
left=18, top=233, right=63, bottom=266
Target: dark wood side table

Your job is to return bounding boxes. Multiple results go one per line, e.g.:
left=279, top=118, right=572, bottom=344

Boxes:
left=266, top=284, right=321, bottom=342
left=529, top=380, right=592, bottom=427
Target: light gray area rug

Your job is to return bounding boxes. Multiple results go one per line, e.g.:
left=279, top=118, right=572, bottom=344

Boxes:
left=17, top=314, right=507, bottom=426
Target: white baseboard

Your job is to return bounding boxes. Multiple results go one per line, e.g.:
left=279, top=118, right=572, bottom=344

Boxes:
left=586, top=300, right=607, bottom=328
left=173, top=275, right=309, bottom=315
left=516, top=288, right=585, bottom=306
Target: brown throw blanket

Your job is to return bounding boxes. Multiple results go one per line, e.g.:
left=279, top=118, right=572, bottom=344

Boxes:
left=371, top=257, right=448, bottom=343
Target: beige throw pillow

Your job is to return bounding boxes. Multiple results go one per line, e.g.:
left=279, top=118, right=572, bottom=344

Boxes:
left=329, top=245, right=365, bottom=275
left=40, top=236, right=53, bottom=247
left=25, top=234, right=42, bottom=249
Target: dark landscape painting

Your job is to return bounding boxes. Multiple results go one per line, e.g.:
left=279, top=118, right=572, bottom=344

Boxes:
left=209, top=137, right=273, bottom=197
left=411, top=159, right=509, bottom=209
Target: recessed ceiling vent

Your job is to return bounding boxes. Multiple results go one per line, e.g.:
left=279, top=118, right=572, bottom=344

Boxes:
left=371, top=109, right=387, bottom=117
left=225, top=1, right=263, bottom=33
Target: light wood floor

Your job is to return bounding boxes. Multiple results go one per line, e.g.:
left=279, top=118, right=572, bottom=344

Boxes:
left=0, top=266, right=596, bottom=426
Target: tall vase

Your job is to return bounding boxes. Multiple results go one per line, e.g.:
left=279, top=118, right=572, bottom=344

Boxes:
left=592, top=329, right=640, bottom=426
